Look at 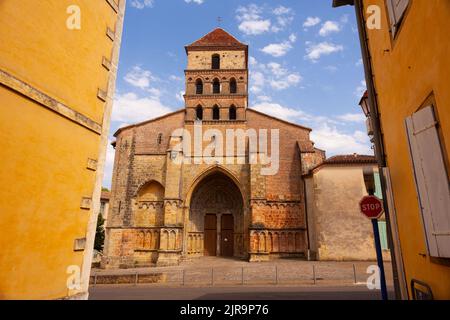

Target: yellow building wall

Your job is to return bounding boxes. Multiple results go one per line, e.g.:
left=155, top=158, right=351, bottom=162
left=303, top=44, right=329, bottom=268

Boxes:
left=364, top=0, right=450, bottom=298
left=0, top=0, right=122, bottom=299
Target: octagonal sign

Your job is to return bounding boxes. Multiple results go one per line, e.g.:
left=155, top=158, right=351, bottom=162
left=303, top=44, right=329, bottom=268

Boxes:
left=359, top=195, right=384, bottom=220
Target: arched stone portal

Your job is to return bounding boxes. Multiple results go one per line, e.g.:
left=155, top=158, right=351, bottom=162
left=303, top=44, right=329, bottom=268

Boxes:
left=187, top=171, right=245, bottom=258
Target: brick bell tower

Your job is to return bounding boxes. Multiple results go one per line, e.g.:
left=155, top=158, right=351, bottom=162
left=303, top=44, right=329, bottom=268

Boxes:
left=183, top=28, right=249, bottom=123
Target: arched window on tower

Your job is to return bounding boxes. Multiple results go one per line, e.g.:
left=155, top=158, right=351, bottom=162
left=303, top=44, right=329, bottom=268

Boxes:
left=196, top=105, right=203, bottom=120
left=213, top=78, right=220, bottom=94
left=230, top=78, right=237, bottom=94
left=229, top=105, right=237, bottom=120
left=212, top=105, right=220, bottom=120
left=195, top=79, right=203, bottom=94
left=212, top=54, right=220, bottom=70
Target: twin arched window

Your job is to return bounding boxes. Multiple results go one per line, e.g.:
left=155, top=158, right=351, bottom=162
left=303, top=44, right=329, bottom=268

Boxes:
left=195, top=78, right=237, bottom=95
left=194, top=105, right=237, bottom=121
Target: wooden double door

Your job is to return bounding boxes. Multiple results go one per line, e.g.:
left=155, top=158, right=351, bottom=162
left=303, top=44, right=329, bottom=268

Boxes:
left=204, top=214, right=234, bottom=257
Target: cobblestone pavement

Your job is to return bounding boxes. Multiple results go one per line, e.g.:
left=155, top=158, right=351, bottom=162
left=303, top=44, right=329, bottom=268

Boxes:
left=89, top=285, right=396, bottom=300
left=91, top=257, right=394, bottom=287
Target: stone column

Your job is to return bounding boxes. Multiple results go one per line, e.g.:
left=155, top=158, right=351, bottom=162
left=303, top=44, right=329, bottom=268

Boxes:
left=156, top=134, right=184, bottom=266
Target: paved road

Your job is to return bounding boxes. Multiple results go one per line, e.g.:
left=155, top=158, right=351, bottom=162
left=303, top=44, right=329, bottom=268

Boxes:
left=89, top=285, right=395, bottom=300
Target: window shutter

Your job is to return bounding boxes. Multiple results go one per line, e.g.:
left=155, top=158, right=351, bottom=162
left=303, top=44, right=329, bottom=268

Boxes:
left=386, top=0, right=409, bottom=35
left=405, top=106, right=450, bottom=258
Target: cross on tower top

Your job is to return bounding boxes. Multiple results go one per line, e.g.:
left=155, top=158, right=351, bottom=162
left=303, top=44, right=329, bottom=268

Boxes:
left=217, top=16, right=222, bottom=27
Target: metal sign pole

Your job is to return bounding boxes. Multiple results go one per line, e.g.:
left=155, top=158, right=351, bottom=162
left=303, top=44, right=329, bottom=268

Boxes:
left=372, top=218, right=388, bottom=300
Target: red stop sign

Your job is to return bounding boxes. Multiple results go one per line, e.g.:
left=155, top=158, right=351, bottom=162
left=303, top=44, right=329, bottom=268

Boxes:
left=359, top=196, right=384, bottom=219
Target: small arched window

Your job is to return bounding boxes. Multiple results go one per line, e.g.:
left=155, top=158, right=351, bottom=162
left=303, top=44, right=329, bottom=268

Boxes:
left=213, top=78, right=220, bottom=94
left=157, top=133, right=163, bottom=144
left=196, top=105, right=203, bottom=120
left=212, top=54, right=220, bottom=70
left=229, top=105, right=237, bottom=120
left=195, top=79, right=203, bottom=94
left=230, top=78, right=237, bottom=94
left=212, top=105, right=220, bottom=120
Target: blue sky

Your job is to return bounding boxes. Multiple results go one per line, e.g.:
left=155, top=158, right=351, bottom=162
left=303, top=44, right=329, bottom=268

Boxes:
left=104, top=0, right=371, bottom=188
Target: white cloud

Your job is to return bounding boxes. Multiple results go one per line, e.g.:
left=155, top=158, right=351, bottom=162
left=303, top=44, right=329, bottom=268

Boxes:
left=170, top=75, right=183, bottom=81
left=273, top=6, right=291, bottom=16
left=303, top=16, right=321, bottom=28
left=249, top=56, right=258, bottom=66
left=324, top=65, right=338, bottom=73
left=250, top=60, right=302, bottom=91
left=124, top=66, right=155, bottom=90
left=130, top=0, right=154, bottom=9
left=176, top=91, right=185, bottom=102
left=112, top=92, right=172, bottom=124
left=251, top=102, right=372, bottom=155
left=356, top=58, right=363, bottom=66
left=319, top=21, right=341, bottom=36
left=289, top=33, right=297, bottom=43
left=305, top=42, right=344, bottom=62
left=256, top=95, right=272, bottom=102
left=102, top=141, right=116, bottom=188
left=251, top=71, right=266, bottom=87
left=239, top=20, right=272, bottom=35
left=252, top=102, right=305, bottom=121
left=336, top=113, right=366, bottom=123
left=267, top=62, right=287, bottom=77
left=236, top=4, right=293, bottom=35
left=236, top=4, right=271, bottom=35
left=311, top=124, right=372, bottom=155
left=261, top=41, right=292, bottom=57
left=184, top=0, right=204, bottom=4
left=273, top=6, right=294, bottom=32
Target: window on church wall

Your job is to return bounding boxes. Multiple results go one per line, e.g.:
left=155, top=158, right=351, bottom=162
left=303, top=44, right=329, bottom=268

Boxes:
left=196, top=105, right=203, bottom=120
left=229, top=105, right=237, bottom=120
left=212, top=105, right=220, bottom=120
left=212, top=54, right=220, bottom=70
left=196, top=79, right=203, bottom=94
left=230, top=78, right=237, bottom=94
left=157, top=133, right=162, bottom=145
left=213, top=78, right=220, bottom=94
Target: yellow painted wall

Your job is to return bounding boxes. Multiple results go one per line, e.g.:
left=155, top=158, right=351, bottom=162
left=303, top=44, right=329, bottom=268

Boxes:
left=0, top=0, right=120, bottom=299
left=364, top=0, right=450, bottom=299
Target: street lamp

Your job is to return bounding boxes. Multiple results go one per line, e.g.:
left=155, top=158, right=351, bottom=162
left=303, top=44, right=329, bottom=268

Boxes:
left=359, top=90, right=374, bottom=137
left=359, top=90, right=370, bottom=117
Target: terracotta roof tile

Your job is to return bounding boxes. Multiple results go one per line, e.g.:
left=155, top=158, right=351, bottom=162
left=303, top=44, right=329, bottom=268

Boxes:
left=304, top=154, right=377, bottom=176
left=186, top=28, right=247, bottom=48
left=324, top=154, right=376, bottom=165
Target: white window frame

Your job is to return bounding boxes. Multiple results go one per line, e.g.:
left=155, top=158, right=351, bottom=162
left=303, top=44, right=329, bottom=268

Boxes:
left=386, top=0, right=410, bottom=37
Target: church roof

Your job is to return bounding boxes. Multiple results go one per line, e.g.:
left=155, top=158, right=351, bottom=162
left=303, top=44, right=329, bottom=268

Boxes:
left=185, top=28, right=247, bottom=51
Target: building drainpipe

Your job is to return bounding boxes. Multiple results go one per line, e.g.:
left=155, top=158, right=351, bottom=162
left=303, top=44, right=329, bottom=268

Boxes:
left=353, top=0, right=402, bottom=299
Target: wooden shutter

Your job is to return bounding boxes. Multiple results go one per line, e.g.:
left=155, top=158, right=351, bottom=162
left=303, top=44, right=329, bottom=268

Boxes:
left=405, top=105, right=450, bottom=258
left=386, top=0, right=410, bottom=35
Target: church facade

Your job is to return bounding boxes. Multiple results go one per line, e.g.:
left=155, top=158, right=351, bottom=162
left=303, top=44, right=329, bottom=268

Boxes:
left=102, top=29, right=325, bottom=268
